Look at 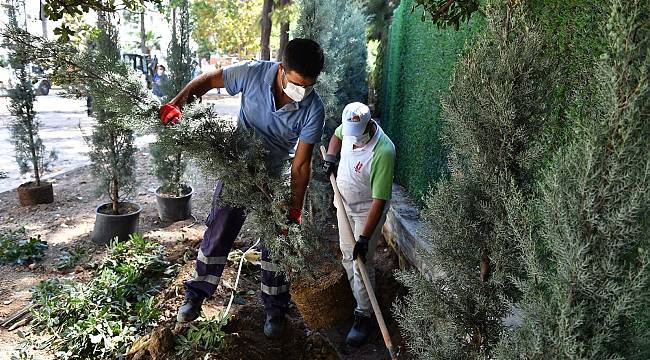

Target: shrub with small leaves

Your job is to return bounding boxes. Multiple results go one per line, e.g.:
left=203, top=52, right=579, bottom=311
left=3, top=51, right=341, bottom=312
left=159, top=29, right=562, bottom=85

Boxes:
left=0, top=227, right=47, bottom=265
left=175, top=316, right=228, bottom=359
left=29, top=233, right=178, bottom=359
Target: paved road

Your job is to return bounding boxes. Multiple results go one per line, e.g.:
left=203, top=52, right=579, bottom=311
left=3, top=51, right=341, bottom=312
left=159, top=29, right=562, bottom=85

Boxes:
left=0, top=88, right=241, bottom=193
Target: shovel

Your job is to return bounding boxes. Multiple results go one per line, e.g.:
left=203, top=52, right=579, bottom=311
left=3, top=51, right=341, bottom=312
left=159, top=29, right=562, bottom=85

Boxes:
left=320, top=146, right=398, bottom=359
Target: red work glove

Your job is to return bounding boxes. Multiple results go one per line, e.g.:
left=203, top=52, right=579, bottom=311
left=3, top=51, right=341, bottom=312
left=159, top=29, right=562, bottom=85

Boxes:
left=288, top=208, right=302, bottom=225
left=159, top=103, right=181, bottom=125
left=281, top=208, right=302, bottom=236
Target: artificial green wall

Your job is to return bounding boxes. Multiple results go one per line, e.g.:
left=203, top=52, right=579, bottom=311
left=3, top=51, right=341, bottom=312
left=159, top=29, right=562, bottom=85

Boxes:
left=381, top=0, right=484, bottom=202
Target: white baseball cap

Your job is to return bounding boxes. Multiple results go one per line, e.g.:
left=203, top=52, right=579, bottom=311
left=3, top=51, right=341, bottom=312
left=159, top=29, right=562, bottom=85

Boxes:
left=341, top=102, right=371, bottom=136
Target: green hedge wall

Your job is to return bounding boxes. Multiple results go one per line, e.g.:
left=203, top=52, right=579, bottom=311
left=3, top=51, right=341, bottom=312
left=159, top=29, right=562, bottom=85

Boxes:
left=380, top=0, right=484, bottom=202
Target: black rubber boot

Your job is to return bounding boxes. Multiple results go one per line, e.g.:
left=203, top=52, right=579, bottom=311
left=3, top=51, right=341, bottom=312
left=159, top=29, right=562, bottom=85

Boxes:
left=346, top=314, right=371, bottom=347
left=177, top=298, right=203, bottom=323
left=263, top=314, right=286, bottom=338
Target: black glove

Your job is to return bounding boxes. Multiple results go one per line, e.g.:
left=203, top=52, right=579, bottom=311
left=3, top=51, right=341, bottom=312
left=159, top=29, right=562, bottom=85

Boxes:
left=353, top=235, right=369, bottom=262
left=323, top=153, right=338, bottom=178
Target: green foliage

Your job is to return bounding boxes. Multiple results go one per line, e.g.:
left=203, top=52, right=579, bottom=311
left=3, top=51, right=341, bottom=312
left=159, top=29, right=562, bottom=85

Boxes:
left=29, top=233, right=177, bottom=359
left=381, top=0, right=483, bottom=202
left=293, top=0, right=369, bottom=139
left=523, top=0, right=607, bottom=165
left=393, top=3, right=556, bottom=358
left=82, top=14, right=138, bottom=214
left=42, top=0, right=160, bottom=42
left=153, top=0, right=192, bottom=196
left=153, top=103, right=329, bottom=278
left=414, top=0, right=480, bottom=29
left=190, top=0, right=263, bottom=58
left=3, top=0, right=54, bottom=186
left=497, top=0, right=650, bottom=358
left=55, top=245, right=87, bottom=270
left=0, top=227, right=48, bottom=265
left=175, top=316, right=228, bottom=359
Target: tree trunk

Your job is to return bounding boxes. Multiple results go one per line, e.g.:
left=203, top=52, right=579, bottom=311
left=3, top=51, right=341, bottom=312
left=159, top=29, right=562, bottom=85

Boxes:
left=260, top=0, right=273, bottom=60
left=174, top=151, right=182, bottom=196
left=25, top=94, right=41, bottom=187
left=110, top=131, right=119, bottom=215
left=140, top=11, right=147, bottom=54
left=276, top=0, right=291, bottom=62
left=39, top=0, right=48, bottom=40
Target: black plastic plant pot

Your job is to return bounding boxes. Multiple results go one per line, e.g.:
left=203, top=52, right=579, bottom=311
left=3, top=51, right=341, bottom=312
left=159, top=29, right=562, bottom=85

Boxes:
left=155, top=185, right=193, bottom=222
left=92, top=202, right=142, bottom=244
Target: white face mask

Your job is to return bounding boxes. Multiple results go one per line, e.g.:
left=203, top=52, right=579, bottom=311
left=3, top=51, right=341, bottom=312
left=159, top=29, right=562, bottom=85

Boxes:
left=349, top=132, right=371, bottom=146
left=282, top=69, right=313, bottom=102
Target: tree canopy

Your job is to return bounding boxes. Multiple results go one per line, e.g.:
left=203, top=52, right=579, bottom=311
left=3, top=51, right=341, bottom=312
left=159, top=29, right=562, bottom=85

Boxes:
left=190, top=0, right=263, bottom=59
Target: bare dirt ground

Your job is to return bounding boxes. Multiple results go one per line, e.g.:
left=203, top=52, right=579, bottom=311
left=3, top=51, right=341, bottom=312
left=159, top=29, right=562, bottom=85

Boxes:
left=0, top=147, right=408, bottom=360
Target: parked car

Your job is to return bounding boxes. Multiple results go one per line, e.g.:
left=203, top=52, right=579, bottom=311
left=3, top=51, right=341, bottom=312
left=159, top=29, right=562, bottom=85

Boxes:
left=0, top=64, right=51, bottom=96
left=122, top=53, right=151, bottom=89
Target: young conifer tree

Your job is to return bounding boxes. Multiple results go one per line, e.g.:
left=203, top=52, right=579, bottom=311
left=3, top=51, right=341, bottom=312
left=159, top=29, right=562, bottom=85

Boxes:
left=392, top=3, right=555, bottom=358
left=151, top=0, right=193, bottom=196
left=3, top=0, right=53, bottom=186
left=293, top=0, right=368, bottom=138
left=86, top=13, right=137, bottom=215
left=497, top=1, right=650, bottom=358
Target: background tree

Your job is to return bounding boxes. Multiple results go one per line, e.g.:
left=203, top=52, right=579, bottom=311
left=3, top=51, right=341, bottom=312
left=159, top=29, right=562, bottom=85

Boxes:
left=415, top=0, right=481, bottom=29
left=392, top=2, right=555, bottom=358
left=275, top=0, right=291, bottom=61
left=190, top=0, right=263, bottom=59
left=497, top=0, right=650, bottom=358
left=260, top=0, right=273, bottom=60
left=85, top=13, right=137, bottom=215
left=3, top=0, right=54, bottom=187
left=293, top=0, right=368, bottom=139
left=42, top=0, right=160, bottom=41
left=152, top=0, right=193, bottom=196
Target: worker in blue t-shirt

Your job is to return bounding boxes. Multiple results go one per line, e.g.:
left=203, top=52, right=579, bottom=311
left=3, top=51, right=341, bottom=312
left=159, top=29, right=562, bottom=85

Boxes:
left=159, top=39, right=325, bottom=339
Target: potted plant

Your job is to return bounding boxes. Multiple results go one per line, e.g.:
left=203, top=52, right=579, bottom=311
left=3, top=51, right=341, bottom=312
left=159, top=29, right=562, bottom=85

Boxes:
left=150, top=142, right=192, bottom=221
left=151, top=0, right=194, bottom=222
left=4, top=1, right=56, bottom=206
left=86, top=14, right=141, bottom=243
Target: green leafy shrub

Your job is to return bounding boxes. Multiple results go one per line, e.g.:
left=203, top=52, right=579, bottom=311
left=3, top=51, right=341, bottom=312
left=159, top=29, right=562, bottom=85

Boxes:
left=0, top=228, right=47, bottom=265
left=29, top=233, right=178, bottom=359
left=175, top=317, right=228, bottom=359
left=381, top=0, right=484, bottom=202
left=54, top=245, right=86, bottom=270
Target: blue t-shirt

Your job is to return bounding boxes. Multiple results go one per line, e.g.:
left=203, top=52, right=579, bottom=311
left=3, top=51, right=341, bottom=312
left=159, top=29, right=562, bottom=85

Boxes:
left=222, top=60, right=325, bottom=173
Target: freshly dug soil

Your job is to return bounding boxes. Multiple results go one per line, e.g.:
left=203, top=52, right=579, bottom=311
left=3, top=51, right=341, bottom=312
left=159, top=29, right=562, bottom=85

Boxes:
left=97, top=202, right=141, bottom=215
left=156, top=184, right=193, bottom=198
left=291, top=259, right=355, bottom=330
left=219, top=304, right=340, bottom=360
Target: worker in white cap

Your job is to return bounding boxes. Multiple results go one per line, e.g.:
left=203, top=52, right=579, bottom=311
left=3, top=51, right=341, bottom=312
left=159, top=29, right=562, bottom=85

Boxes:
left=324, top=102, right=396, bottom=346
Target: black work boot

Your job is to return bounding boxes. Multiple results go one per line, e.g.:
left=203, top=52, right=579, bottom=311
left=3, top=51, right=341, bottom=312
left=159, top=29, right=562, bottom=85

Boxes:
left=263, top=314, right=286, bottom=338
left=346, top=313, right=371, bottom=347
left=177, top=298, right=203, bottom=323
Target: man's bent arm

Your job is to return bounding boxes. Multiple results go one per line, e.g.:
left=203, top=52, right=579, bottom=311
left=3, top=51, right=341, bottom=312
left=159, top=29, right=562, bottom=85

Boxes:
left=291, top=141, right=314, bottom=209
left=169, top=69, right=225, bottom=107
left=326, top=134, right=342, bottom=157
left=361, top=199, right=387, bottom=238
